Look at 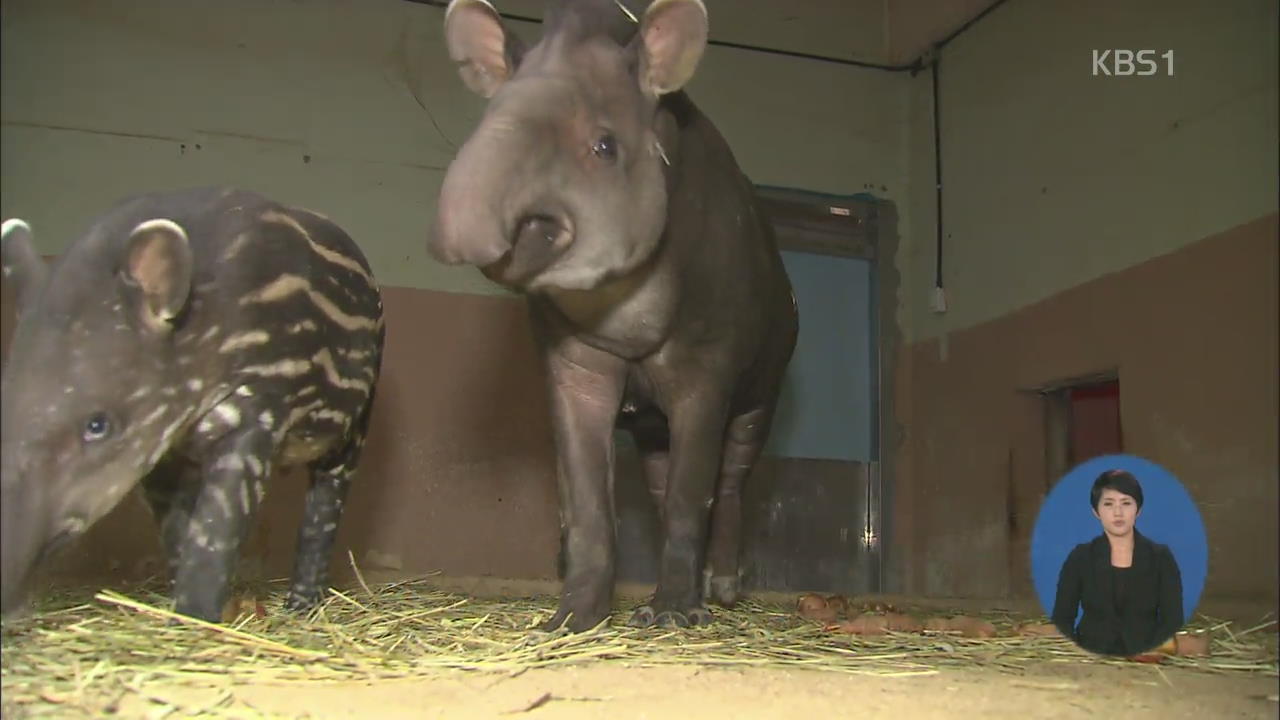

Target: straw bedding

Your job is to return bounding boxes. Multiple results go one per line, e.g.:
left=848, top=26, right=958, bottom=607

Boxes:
left=3, top=567, right=1275, bottom=719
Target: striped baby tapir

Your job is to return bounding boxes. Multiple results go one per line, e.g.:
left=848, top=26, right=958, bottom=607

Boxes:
left=0, top=187, right=386, bottom=623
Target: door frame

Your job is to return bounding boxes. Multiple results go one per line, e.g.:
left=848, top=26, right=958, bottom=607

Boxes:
left=1022, top=369, right=1121, bottom=492
left=755, top=185, right=899, bottom=594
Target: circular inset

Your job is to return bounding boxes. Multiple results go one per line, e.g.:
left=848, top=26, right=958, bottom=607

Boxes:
left=1029, top=454, right=1208, bottom=656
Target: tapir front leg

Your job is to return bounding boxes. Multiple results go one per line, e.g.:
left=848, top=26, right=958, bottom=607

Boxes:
left=538, top=340, right=626, bottom=633
left=171, top=429, right=272, bottom=622
left=629, top=386, right=730, bottom=628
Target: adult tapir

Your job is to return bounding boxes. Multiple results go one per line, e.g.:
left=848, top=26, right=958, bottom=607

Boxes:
left=429, top=0, right=799, bottom=631
left=0, top=187, right=385, bottom=622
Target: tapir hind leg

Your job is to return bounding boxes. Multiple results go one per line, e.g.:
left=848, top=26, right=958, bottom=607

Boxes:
left=704, top=405, right=775, bottom=607
left=283, top=463, right=353, bottom=612
left=284, top=390, right=377, bottom=613
left=626, top=407, right=671, bottom=523
left=623, top=409, right=674, bottom=624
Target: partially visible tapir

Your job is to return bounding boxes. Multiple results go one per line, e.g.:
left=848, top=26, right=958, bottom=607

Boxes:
left=429, top=0, right=799, bottom=631
left=0, top=187, right=386, bottom=622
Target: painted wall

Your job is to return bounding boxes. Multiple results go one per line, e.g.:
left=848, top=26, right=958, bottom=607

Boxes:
left=890, top=0, right=1279, bottom=608
left=893, top=217, right=1278, bottom=606
left=0, top=0, right=909, bottom=284
left=902, top=0, right=1279, bottom=343
left=2, top=0, right=1274, bottom=609
left=0, top=0, right=909, bottom=596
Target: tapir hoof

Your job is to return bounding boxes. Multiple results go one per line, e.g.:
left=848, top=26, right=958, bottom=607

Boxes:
left=172, top=596, right=225, bottom=625
left=627, top=604, right=714, bottom=629
left=626, top=605, right=657, bottom=628
left=707, top=575, right=740, bottom=608
left=540, top=606, right=608, bottom=633
left=659, top=608, right=714, bottom=628
left=283, top=585, right=324, bottom=613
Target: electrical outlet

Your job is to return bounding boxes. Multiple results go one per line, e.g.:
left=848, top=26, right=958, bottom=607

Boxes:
left=931, top=286, right=948, bottom=313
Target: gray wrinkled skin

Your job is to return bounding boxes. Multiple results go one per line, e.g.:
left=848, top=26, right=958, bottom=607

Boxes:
left=1, top=187, right=385, bottom=622
left=429, top=0, right=799, bottom=631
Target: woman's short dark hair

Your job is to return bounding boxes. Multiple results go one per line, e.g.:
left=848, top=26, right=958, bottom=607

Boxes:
left=1091, top=469, right=1144, bottom=510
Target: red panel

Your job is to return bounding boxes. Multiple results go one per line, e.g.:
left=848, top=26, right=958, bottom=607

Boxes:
left=1069, top=381, right=1122, bottom=463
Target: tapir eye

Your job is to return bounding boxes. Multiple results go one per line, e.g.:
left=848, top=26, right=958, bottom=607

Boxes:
left=591, top=133, right=618, bottom=161
left=82, top=412, right=112, bottom=442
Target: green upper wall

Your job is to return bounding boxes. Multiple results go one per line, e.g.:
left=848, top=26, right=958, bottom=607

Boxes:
left=0, top=0, right=905, bottom=296
left=902, top=0, right=1279, bottom=342
left=2, top=0, right=1273, bottom=337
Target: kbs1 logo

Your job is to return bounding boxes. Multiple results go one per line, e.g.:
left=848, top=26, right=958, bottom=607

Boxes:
left=1092, top=50, right=1175, bottom=76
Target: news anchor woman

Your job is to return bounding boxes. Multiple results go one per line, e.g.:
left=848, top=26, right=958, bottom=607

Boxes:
left=1051, top=469, right=1184, bottom=656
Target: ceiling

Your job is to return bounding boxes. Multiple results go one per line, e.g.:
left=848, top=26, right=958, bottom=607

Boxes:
left=465, top=0, right=1004, bottom=66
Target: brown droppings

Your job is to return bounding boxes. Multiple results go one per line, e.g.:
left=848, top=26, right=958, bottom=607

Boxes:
left=884, top=612, right=923, bottom=633
left=796, top=594, right=837, bottom=623
left=1013, top=622, right=1060, bottom=637
left=220, top=593, right=266, bottom=624
left=824, top=595, right=849, bottom=616
left=947, top=616, right=997, bottom=638
left=1174, top=631, right=1212, bottom=657
left=830, top=614, right=889, bottom=636
left=924, top=616, right=954, bottom=632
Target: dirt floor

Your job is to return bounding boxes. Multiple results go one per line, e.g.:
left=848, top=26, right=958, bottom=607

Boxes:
left=4, top=575, right=1277, bottom=720
left=107, top=662, right=1279, bottom=720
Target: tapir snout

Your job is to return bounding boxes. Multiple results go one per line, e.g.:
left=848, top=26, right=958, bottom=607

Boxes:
left=1, top=435, right=136, bottom=618
left=428, top=122, right=576, bottom=287
left=0, top=457, right=52, bottom=617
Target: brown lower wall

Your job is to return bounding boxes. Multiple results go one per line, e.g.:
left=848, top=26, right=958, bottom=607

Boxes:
left=1, top=283, right=565, bottom=590
left=4, top=215, right=1276, bottom=610
left=0, top=277, right=869, bottom=598
left=891, top=213, right=1280, bottom=608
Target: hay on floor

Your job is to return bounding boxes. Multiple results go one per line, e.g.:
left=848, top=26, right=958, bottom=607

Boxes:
left=3, top=572, right=1276, bottom=719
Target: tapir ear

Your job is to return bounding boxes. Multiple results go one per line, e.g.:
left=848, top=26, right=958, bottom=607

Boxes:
left=637, top=0, right=709, bottom=97
left=1, top=219, right=49, bottom=316
left=122, top=218, right=193, bottom=331
left=444, top=0, right=524, bottom=98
